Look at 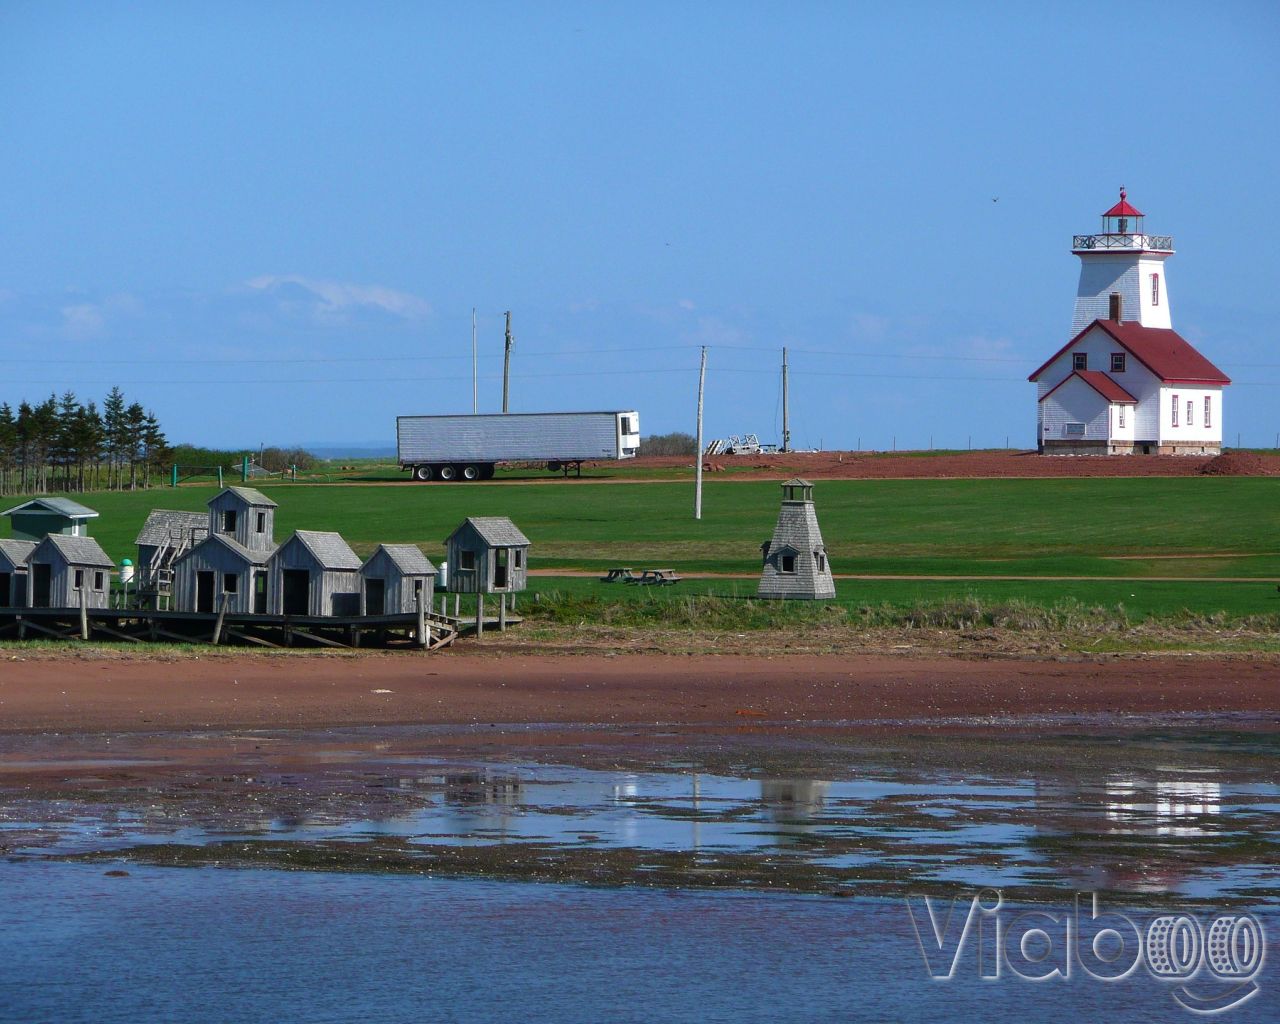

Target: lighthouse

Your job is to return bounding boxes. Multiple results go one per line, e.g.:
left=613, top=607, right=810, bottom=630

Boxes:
left=1029, top=190, right=1230, bottom=456
left=1070, top=188, right=1173, bottom=333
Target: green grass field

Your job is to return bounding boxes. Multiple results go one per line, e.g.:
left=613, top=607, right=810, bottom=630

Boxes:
left=7, top=475, right=1279, bottom=621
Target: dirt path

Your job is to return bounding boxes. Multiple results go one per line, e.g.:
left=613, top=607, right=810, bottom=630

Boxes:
left=531, top=569, right=1277, bottom=583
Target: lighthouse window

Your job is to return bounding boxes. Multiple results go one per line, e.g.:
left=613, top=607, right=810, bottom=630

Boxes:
left=1073, top=353, right=1088, bottom=371
left=1151, top=274, right=1160, bottom=306
left=1172, top=395, right=1180, bottom=427
left=1204, top=396, right=1212, bottom=428
left=1111, top=353, right=1126, bottom=373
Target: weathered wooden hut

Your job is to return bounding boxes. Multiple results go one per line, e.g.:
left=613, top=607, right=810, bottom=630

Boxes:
left=0, top=539, right=36, bottom=607
left=25, top=534, right=114, bottom=609
left=444, top=517, right=530, bottom=594
left=1, top=497, right=99, bottom=541
left=757, top=479, right=835, bottom=600
left=269, top=531, right=362, bottom=616
left=173, top=534, right=272, bottom=614
left=208, top=487, right=277, bottom=552
left=360, top=544, right=436, bottom=615
left=135, top=509, right=210, bottom=590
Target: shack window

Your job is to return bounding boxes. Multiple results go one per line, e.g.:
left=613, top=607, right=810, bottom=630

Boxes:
left=780, top=554, right=796, bottom=574
left=459, top=550, right=475, bottom=571
left=815, top=551, right=825, bottom=573
left=224, top=573, right=238, bottom=594
left=1073, top=353, right=1088, bottom=371
left=221, top=510, right=237, bottom=533
left=1111, top=353, right=1126, bottom=373
left=256, top=511, right=266, bottom=533
left=513, top=549, right=523, bottom=569
left=74, top=569, right=84, bottom=589
left=1172, top=395, right=1180, bottom=427
left=93, top=571, right=105, bottom=591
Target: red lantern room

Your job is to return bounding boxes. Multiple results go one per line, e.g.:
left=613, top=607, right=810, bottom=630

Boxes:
left=1101, top=187, right=1144, bottom=236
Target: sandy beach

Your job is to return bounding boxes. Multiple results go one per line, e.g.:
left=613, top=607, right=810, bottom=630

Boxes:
left=1, top=651, right=1276, bottom=735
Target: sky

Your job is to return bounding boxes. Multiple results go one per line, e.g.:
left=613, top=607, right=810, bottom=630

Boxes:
left=1, top=1, right=1278, bottom=451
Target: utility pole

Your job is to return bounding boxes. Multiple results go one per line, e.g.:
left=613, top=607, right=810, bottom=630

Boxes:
left=502, top=310, right=514, bottom=413
left=781, top=346, right=791, bottom=453
left=471, top=308, right=478, bottom=414
left=695, top=346, right=707, bottom=520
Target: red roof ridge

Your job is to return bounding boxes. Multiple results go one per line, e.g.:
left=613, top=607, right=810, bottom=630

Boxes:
left=1039, top=370, right=1138, bottom=406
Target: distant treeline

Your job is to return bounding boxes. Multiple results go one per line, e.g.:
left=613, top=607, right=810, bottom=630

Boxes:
left=0, top=388, right=167, bottom=495
left=639, top=432, right=697, bottom=456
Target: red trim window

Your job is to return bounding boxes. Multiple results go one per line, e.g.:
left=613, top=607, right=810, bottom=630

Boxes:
left=1151, top=273, right=1160, bottom=307
left=1111, top=352, right=1126, bottom=373
left=1172, top=394, right=1180, bottom=427
left=1204, top=395, right=1212, bottom=428
left=1187, top=399, right=1194, bottom=427
left=1118, top=405, right=1126, bottom=428
left=1073, top=352, right=1088, bottom=371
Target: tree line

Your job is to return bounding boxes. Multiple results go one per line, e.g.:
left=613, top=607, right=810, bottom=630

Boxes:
left=0, top=388, right=168, bottom=495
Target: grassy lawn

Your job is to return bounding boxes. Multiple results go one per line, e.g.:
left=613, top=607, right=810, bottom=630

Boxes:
left=6, top=476, right=1279, bottom=621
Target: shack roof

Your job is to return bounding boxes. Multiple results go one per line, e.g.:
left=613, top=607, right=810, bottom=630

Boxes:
left=178, top=533, right=274, bottom=566
left=290, top=530, right=362, bottom=570
left=213, top=486, right=278, bottom=508
left=0, top=538, right=37, bottom=567
left=369, top=543, right=436, bottom=576
left=135, top=509, right=210, bottom=547
left=1, top=497, right=99, bottom=520
left=36, top=534, right=114, bottom=567
left=448, top=516, right=530, bottom=548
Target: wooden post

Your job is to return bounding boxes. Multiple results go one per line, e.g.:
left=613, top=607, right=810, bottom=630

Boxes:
left=212, top=593, right=230, bottom=645
left=781, top=346, right=790, bottom=453
left=498, top=592, right=507, bottom=631
left=79, top=587, right=89, bottom=641
left=695, top=345, right=707, bottom=520
left=472, top=307, right=479, bottom=415
left=217, top=465, right=224, bottom=488
left=416, top=588, right=428, bottom=649
left=502, top=310, right=514, bottom=413
left=476, top=593, right=485, bottom=637
left=454, top=593, right=459, bottom=618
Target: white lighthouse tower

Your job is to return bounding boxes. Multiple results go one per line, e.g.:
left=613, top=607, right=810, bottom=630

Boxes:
left=1029, top=190, right=1230, bottom=456
left=1070, top=188, right=1173, bottom=332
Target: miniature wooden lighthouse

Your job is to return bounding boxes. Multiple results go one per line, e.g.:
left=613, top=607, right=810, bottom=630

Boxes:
left=757, top=478, right=835, bottom=600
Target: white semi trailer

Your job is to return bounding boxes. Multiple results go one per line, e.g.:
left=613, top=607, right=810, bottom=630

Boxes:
left=397, top=411, right=641, bottom=481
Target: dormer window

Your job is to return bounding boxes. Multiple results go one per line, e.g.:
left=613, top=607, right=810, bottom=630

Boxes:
left=1073, top=353, right=1088, bottom=371
left=780, top=554, right=796, bottom=574
left=1111, top=353, right=1126, bottom=373
left=256, top=511, right=266, bottom=533
left=221, top=510, right=237, bottom=533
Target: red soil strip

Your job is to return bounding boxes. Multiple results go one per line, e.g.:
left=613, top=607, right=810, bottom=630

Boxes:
left=0, top=653, right=1275, bottom=735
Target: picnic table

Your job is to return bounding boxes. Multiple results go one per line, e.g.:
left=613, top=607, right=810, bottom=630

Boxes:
left=600, top=567, right=637, bottom=583
left=632, top=568, right=682, bottom=586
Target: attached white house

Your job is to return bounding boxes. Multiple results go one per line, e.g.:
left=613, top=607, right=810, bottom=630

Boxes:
left=1030, top=189, right=1230, bottom=455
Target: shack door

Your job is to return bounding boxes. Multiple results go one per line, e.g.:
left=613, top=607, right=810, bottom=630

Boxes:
left=282, top=569, right=309, bottom=615
left=365, top=577, right=386, bottom=616
left=196, top=571, right=215, bottom=613
left=253, top=571, right=268, bottom=614
left=494, top=548, right=509, bottom=590
left=0, top=572, right=9, bottom=607
left=31, top=563, right=51, bottom=608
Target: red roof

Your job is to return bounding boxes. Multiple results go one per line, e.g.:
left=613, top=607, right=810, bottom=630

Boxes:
left=1103, top=188, right=1144, bottom=218
left=1038, top=370, right=1137, bottom=405
left=1029, top=320, right=1231, bottom=385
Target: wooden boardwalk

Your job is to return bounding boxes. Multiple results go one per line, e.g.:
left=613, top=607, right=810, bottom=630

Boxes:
left=0, top=606, right=461, bottom=651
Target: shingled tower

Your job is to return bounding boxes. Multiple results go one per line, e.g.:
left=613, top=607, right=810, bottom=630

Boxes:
left=757, top=479, right=835, bottom=600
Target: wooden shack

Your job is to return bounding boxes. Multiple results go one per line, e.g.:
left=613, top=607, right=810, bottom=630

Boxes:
left=173, top=534, right=272, bottom=614
left=207, top=487, right=277, bottom=552
left=25, top=534, right=114, bottom=609
left=135, top=509, right=210, bottom=594
left=360, top=544, right=435, bottom=615
left=269, top=530, right=362, bottom=616
left=0, top=539, right=36, bottom=607
left=758, top=479, right=836, bottom=600
left=444, top=517, right=530, bottom=594
left=2, top=497, right=99, bottom=541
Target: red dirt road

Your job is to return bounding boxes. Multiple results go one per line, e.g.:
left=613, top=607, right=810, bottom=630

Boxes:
left=0, top=652, right=1275, bottom=734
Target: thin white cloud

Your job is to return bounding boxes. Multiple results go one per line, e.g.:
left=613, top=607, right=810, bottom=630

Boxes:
left=247, top=274, right=431, bottom=322
left=58, top=293, right=141, bottom=340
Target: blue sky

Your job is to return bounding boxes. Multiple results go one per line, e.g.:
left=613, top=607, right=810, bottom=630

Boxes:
left=1, top=2, right=1277, bottom=450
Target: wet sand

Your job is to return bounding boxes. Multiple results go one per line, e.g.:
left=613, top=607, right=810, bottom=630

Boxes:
left=1, top=651, right=1276, bottom=734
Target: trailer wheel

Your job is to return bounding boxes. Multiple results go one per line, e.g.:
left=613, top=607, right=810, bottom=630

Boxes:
left=413, top=465, right=433, bottom=482
left=438, top=464, right=457, bottom=481
left=461, top=464, right=481, bottom=481
left=480, top=464, right=496, bottom=480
